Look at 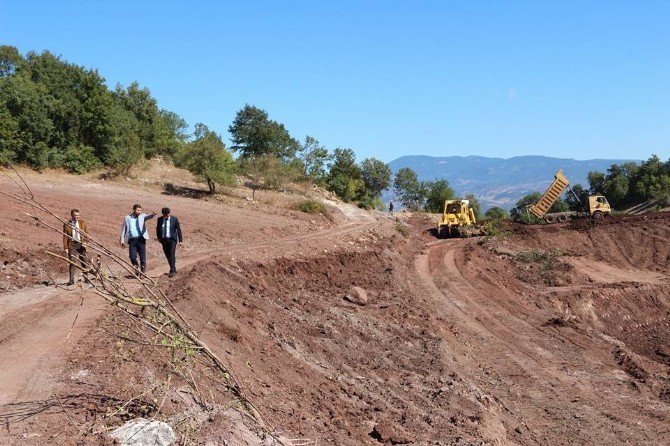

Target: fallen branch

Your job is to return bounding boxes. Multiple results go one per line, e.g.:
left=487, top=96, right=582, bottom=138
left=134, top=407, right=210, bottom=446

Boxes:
left=1, top=165, right=286, bottom=443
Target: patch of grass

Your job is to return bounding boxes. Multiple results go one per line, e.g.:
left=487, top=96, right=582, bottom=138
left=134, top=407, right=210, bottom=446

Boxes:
left=395, top=221, right=410, bottom=237
left=515, top=249, right=562, bottom=270
left=477, top=219, right=511, bottom=245
left=293, top=199, right=327, bottom=215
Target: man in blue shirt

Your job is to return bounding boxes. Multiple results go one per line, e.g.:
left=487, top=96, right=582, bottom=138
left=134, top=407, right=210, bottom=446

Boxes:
left=120, top=204, right=156, bottom=275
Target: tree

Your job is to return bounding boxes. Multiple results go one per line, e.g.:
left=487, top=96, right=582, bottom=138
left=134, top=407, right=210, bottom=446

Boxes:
left=240, top=154, right=301, bottom=199
left=26, top=50, right=105, bottom=154
left=510, top=192, right=542, bottom=223
left=602, top=164, right=632, bottom=206
left=228, top=104, right=300, bottom=160
left=64, top=144, right=101, bottom=174
left=104, top=103, right=143, bottom=175
left=361, top=158, right=391, bottom=198
left=0, top=46, right=189, bottom=173
left=326, top=148, right=364, bottom=202
left=484, top=206, right=508, bottom=220
left=551, top=197, right=570, bottom=213
left=393, top=167, right=426, bottom=211
left=183, top=124, right=236, bottom=193
left=584, top=157, right=670, bottom=209
left=153, top=109, right=188, bottom=159
left=587, top=171, right=605, bottom=194
left=464, top=193, right=482, bottom=220
left=300, top=135, right=331, bottom=184
left=0, top=104, right=20, bottom=163
left=423, top=179, right=455, bottom=212
left=0, top=75, right=55, bottom=167
left=631, top=156, right=670, bottom=204
left=114, top=82, right=163, bottom=157
left=0, top=45, right=25, bottom=78
left=565, top=184, right=590, bottom=211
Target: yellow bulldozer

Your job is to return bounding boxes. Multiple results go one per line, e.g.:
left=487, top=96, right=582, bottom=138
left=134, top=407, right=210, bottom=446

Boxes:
left=436, top=199, right=479, bottom=237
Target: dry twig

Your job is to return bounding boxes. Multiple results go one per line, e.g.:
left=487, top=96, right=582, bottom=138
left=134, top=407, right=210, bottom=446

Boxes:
left=0, top=165, right=288, bottom=444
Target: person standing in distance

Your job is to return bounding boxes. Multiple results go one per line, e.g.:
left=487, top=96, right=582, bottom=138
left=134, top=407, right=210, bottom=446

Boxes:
left=63, top=208, right=90, bottom=286
left=156, top=207, right=183, bottom=277
left=120, top=204, right=156, bottom=275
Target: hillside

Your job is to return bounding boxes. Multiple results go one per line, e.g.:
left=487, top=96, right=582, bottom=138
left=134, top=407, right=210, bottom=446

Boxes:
left=388, top=155, right=639, bottom=209
left=1, top=167, right=668, bottom=445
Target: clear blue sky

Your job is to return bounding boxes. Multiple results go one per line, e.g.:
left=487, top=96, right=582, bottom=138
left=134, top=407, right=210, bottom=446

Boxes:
left=1, top=1, right=668, bottom=162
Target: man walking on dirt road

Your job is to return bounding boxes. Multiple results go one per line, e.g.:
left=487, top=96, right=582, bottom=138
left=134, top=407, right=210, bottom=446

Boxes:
left=63, top=208, right=89, bottom=286
left=156, top=207, right=183, bottom=277
left=120, top=204, right=156, bottom=275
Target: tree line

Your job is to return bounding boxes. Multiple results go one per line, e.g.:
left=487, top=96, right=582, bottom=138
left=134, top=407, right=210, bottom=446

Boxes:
left=507, top=155, right=668, bottom=222
left=5, top=47, right=666, bottom=216
left=0, top=46, right=398, bottom=208
left=0, top=45, right=531, bottom=216
left=587, top=155, right=670, bottom=209
left=0, top=46, right=188, bottom=174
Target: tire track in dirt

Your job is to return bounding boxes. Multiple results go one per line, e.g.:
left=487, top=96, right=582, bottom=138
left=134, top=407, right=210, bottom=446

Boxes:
left=415, top=238, right=670, bottom=444
left=416, top=241, right=560, bottom=385
left=0, top=202, right=375, bottom=406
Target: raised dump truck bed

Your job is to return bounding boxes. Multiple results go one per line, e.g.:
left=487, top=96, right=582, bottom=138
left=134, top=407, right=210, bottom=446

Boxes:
left=528, top=170, right=569, bottom=219
left=526, top=169, right=612, bottom=223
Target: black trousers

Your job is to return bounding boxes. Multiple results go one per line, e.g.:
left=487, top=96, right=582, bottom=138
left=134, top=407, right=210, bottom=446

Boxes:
left=161, top=239, right=177, bottom=272
left=68, top=241, right=88, bottom=283
left=128, top=237, right=147, bottom=272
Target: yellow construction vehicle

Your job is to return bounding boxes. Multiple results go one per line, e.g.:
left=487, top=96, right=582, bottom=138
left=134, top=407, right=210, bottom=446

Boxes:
left=528, top=170, right=612, bottom=223
left=437, top=199, right=478, bottom=237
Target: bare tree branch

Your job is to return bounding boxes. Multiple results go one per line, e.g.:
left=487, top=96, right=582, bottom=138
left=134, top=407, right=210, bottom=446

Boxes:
left=0, top=165, right=288, bottom=443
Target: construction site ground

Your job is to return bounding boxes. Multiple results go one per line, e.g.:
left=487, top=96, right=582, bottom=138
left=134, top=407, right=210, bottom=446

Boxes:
left=0, top=168, right=668, bottom=445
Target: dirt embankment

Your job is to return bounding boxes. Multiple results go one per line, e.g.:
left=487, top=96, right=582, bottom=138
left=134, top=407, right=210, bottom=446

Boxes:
left=2, top=168, right=670, bottom=445
left=446, top=215, right=670, bottom=444
left=52, top=212, right=670, bottom=445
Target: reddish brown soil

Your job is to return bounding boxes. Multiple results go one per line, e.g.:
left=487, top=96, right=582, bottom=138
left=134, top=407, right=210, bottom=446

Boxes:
left=1, top=172, right=669, bottom=445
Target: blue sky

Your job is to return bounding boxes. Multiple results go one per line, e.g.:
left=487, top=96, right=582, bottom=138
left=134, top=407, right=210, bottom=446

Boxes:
left=1, top=1, right=668, bottom=162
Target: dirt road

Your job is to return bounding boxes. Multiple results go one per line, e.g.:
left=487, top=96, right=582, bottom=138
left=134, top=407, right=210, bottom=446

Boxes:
left=0, top=171, right=374, bottom=410
left=2, top=170, right=669, bottom=445
left=417, top=237, right=670, bottom=444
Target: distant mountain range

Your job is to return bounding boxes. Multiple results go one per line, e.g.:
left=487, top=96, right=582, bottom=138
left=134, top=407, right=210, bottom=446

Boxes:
left=387, top=155, right=639, bottom=210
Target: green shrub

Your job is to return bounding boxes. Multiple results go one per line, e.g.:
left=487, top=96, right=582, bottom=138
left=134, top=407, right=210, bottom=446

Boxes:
left=25, top=141, right=50, bottom=170
left=64, top=144, right=101, bottom=174
left=240, top=154, right=300, bottom=192
left=357, top=192, right=384, bottom=210
left=293, top=199, right=327, bottom=215
left=515, top=249, right=562, bottom=270
left=477, top=219, right=512, bottom=245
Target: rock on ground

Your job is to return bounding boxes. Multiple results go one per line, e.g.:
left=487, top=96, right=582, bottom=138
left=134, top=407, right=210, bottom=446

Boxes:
left=344, top=285, right=368, bottom=305
left=109, top=418, right=176, bottom=446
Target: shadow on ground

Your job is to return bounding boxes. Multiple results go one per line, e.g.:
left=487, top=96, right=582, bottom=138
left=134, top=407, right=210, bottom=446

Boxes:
left=162, top=183, right=209, bottom=199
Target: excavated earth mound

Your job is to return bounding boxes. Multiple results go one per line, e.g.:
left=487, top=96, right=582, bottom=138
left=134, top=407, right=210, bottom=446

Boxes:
left=2, top=170, right=669, bottom=445
left=81, top=212, right=668, bottom=445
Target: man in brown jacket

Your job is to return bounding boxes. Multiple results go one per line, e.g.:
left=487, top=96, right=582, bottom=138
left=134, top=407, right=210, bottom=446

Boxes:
left=63, top=208, right=90, bottom=286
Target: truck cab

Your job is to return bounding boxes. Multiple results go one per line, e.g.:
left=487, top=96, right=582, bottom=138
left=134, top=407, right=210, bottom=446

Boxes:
left=588, top=195, right=611, bottom=219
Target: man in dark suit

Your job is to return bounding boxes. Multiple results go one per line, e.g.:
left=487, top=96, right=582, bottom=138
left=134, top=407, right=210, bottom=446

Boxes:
left=156, top=207, right=183, bottom=277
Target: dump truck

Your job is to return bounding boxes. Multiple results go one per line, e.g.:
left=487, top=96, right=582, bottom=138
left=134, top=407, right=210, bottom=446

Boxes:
left=528, top=170, right=612, bottom=223
left=437, top=199, right=479, bottom=237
